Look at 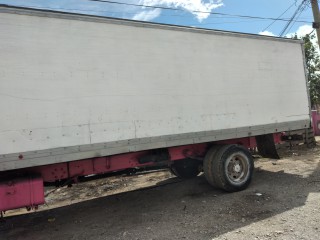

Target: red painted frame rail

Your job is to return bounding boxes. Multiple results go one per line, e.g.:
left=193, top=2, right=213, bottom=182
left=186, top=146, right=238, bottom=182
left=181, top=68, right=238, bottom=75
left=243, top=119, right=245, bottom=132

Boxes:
left=0, top=134, right=282, bottom=213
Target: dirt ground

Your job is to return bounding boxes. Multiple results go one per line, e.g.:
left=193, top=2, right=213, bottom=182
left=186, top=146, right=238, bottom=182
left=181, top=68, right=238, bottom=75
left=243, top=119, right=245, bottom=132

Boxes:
left=1, top=139, right=320, bottom=240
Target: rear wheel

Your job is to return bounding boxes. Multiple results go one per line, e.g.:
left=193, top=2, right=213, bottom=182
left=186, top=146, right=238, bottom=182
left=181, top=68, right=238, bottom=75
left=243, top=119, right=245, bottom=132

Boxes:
left=203, top=144, right=254, bottom=192
left=170, top=158, right=201, bottom=179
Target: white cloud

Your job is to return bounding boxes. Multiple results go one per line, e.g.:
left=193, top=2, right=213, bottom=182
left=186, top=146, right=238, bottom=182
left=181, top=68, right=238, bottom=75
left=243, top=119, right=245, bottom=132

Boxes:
left=258, top=30, right=276, bottom=37
left=258, top=25, right=319, bottom=52
left=286, top=25, right=318, bottom=51
left=259, top=25, right=316, bottom=40
left=138, top=0, right=224, bottom=22
left=133, top=8, right=162, bottom=21
left=0, top=0, right=224, bottom=22
left=286, top=25, right=314, bottom=38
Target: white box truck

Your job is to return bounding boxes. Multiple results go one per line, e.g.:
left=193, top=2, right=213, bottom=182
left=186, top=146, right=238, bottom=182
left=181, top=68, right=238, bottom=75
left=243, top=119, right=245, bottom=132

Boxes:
left=0, top=5, right=311, bottom=213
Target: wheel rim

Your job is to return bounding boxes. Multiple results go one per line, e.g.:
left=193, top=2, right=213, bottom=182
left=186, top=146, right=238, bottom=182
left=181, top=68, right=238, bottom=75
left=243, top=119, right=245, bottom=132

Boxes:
left=225, top=152, right=249, bottom=184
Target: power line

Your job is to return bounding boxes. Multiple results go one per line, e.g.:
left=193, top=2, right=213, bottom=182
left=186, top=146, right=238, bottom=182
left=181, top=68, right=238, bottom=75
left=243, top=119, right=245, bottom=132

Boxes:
left=90, top=0, right=179, bottom=11
left=261, top=2, right=296, bottom=32
left=2, top=2, right=313, bottom=24
left=279, top=0, right=308, bottom=36
left=5, top=4, right=274, bottom=28
left=192, top=19, right=270, bottom=26
left=89, top=0, right=312, bottom=24
left=3, top=4, right=189, bottom=19
left=0, top=4, right=281, bottom=21
left=308, top=28, right=316, bottom=35
left=283, top=4, right=306, bottom=36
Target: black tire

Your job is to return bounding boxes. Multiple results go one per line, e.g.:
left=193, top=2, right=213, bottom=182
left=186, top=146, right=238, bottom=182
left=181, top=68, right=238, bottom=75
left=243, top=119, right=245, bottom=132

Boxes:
left=203, top=145, right=224, bottom=186
left=203, top=144, right=254, bottom=192
left=170, top=158, right=201, bottom=179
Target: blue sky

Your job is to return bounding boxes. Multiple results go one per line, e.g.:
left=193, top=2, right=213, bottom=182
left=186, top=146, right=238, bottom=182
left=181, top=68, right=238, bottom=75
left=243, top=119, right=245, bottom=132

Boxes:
left=0, top=0, right=315, bottom=37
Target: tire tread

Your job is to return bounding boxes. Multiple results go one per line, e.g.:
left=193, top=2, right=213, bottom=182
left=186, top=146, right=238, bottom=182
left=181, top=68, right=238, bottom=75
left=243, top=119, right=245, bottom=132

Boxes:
left=204, top=144, right=254, bottom=192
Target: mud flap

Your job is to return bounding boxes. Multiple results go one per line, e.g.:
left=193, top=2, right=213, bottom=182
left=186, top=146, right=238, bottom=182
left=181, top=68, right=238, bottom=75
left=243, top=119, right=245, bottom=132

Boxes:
left=255, top=134, right=280, bottom=159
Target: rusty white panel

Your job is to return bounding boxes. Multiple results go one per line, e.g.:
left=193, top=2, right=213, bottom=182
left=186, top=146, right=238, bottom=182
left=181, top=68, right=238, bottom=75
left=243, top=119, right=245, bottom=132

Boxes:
left=0, top=9, right=309, bottom=156
left=0, top=120, right=309, bottom=171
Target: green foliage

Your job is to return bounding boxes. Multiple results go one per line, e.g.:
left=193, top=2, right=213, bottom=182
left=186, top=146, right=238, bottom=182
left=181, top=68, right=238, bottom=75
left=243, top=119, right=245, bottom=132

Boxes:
left=294, top=33, right=320, bottom=107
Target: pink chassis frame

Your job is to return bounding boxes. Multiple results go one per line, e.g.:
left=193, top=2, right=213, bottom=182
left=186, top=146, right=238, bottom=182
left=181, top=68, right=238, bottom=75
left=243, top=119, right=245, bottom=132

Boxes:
left=31, top=135, right=281, bottom=183
left=312, top=110, right=320, bottom=136
left=0, top=134, right=282, bottom=213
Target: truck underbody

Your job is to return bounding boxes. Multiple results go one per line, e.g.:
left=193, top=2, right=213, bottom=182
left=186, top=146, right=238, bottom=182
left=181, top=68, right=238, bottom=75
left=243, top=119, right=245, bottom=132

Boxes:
left=0, top=134, right=283, bottom=214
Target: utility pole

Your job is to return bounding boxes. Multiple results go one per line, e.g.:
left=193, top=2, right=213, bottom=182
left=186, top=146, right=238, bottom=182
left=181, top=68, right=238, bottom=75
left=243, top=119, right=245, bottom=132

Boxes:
left=311, top=0, right=320, bottom=48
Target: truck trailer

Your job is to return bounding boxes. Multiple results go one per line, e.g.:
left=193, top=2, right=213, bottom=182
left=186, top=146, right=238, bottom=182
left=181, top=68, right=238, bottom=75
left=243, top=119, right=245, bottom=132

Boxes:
left=0, top=5, right=311, bottom=214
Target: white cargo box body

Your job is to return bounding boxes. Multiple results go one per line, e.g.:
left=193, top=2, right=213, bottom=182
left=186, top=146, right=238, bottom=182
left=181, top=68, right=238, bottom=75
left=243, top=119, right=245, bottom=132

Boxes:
left=0, top=6, right=310, bottom=171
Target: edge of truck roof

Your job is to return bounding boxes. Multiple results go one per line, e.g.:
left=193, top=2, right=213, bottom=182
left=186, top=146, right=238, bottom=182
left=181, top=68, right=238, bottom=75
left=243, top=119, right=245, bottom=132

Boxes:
left=0, top=4, right=303, bottom=44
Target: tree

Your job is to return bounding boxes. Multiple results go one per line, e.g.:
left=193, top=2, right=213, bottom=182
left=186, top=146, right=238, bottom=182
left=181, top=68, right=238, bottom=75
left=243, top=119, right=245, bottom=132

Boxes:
left=294, top=33, right=320, bottom=107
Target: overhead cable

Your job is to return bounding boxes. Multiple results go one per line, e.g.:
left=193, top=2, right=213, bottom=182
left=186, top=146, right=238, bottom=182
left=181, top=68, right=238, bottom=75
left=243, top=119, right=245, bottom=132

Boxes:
left=89, top=0, right=312, bottom=24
